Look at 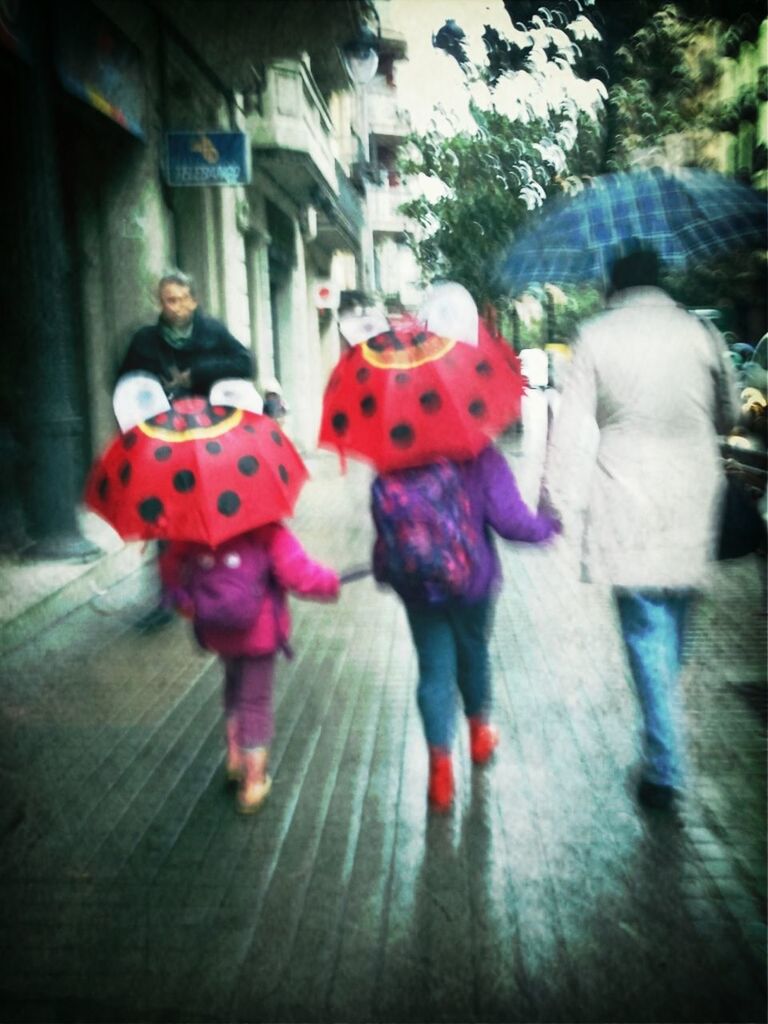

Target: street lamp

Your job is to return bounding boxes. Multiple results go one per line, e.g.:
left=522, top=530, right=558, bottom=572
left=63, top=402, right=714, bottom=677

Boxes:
left=341, top=24, right=380, bottom=86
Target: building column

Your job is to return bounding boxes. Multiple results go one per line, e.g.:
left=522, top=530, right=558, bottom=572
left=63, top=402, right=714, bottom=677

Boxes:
left=15, top=2, right=99, bottom=559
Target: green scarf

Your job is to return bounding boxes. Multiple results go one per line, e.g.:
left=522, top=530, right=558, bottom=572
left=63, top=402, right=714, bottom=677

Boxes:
left=160, top=320, right=194, bottom=349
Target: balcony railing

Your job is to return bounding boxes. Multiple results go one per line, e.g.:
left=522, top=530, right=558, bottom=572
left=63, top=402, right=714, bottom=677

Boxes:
left=338, top=130, right=367, bottom=176
left=367, top=87, right=411, bottom=141
left=247, top=58, right=336, bottom=195
left=367, top=183, right=412, bottom=234
left=334, top=162, right=365, bottom=236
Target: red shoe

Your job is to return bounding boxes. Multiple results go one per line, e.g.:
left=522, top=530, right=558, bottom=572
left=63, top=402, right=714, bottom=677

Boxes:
left=428, top=749, right=454, bottom=811
left=469, top=717, right=499, bottom=765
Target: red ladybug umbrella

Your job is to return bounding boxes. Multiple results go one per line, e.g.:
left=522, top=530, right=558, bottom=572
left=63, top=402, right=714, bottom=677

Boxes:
left=85, top=397, right=308, bottom=547
left=319, top=317, right=524, bottom=472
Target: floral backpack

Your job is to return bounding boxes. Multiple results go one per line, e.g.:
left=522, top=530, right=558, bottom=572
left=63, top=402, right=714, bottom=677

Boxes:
left=370, top=459, right=477, bottom=604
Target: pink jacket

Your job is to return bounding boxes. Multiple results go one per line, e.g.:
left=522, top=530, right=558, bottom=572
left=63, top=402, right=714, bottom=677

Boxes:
left=160, top=524, right=340, bottom=657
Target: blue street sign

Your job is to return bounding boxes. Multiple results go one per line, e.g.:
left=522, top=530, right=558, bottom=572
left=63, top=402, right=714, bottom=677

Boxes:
left=165, top=132, right=251, bottom=186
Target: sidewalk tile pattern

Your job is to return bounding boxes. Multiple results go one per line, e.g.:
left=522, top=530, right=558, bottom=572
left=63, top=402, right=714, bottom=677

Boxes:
left=0, top=443, right=765, bottom=1023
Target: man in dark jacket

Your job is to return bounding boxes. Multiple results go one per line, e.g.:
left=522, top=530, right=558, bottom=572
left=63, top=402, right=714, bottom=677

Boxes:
left=119, top=270, right=254, bottom=630
left=118, top=270, right=253, bottom=398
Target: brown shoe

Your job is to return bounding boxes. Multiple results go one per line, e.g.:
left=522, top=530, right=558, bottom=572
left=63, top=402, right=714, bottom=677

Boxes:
left=237, top=747, right=271, bottom=814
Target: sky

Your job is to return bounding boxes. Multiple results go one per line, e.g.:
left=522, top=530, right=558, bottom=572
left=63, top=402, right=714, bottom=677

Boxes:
left=388, top=0, right=512, bottom=131
left=387, top=0, right=605, bottom=134
left=384, top=0, right=605, bottom=209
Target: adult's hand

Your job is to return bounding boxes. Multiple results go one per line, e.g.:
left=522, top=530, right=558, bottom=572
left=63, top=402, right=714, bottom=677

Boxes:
left=162, top=366, right=193, bottom=395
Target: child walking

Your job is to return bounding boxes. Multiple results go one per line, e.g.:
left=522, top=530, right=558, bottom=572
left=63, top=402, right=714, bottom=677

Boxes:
left=372, top=443, right=559, bottom=812
left=161, top=523, right=339, bottom=813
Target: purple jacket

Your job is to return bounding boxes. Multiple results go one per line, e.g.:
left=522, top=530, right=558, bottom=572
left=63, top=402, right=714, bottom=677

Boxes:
left=456, top=444, right=559, bottom=602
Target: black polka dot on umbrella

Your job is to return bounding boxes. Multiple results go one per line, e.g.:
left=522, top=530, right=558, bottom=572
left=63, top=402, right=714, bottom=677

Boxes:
left=271, top=430, right=283, bottom=446
left=119, top=462, right=132, bottom=486
left=145, top=400, right=234, bottom=435
left=138, top=497, right=164, bottom=524
left=367, top=334, right=387, bottom=353
left=206, top=441, right=222, bottom=455
left=360, top=395, right=377, bottom=417
left=243, top=424, right=256, bottom=434
left=154, top=445, right=172, bottom=461
left=238, top=455, right=259, bottom=476
left=356, top=367, right=370, bottom=384
left=419, top=390, right=442, bottom=414
left=332, top=412, right=349, bottom=436
left=122, top=431, right=138, bottom=450
left=279, top=465, right=289, bottom=483
left=468, top=398, right=487, bottom=419
left=173, top=470, right=195, bottom=493
left=390, top=423, right=415, bottom=448
left=98, top=475, right=109, bottom=502
left=395, top=373, right=410, bottom=386
left=475, top=360, right=493, bottom=377
left=217, top=491, right=241, bottom=516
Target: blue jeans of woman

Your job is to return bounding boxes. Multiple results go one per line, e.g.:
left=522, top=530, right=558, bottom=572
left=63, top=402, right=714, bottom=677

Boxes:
left=404, top=598, right=493, bottom=750
left=615, top=589, right=691, bottom=789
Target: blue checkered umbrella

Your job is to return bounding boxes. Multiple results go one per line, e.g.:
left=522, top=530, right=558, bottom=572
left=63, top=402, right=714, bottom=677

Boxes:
left=499, top=166, right=767, bottom=296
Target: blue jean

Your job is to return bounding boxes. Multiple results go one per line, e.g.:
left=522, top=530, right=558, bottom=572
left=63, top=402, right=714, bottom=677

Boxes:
left=615, top=589, right=692, bottom=789
left=404, top=598, right=493, bottom=750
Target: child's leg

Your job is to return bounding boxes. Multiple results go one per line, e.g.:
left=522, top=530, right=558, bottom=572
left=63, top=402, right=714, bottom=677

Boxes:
left=452, top=598, right=493, bottom=720
left=404, top=603, right=457, bottom=750
left=222, top=656, right=240, bottom=719
left=237, top=654, right=277, bottom=750
left=452, top=598, right=498, bottom=765
left=404, top=602, right=457, bottom=811
left=222, top=658, right=243, bottom=778
left=235, top=654, right=276, bottom=814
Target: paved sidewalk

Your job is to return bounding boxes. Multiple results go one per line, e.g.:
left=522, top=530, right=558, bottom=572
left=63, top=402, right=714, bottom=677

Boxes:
left=0, top=422, right=765, bottom=1023
left=0, top=512, right=151, bottom=656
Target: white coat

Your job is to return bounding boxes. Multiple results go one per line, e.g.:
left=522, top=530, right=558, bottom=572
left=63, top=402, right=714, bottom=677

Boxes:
left=543, top=287, right=739, bottom=589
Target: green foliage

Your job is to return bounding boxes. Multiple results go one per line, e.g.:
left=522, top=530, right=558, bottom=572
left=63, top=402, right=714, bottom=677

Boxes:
left=548, top=286, right=604, bottom=341
left=495, top=284, right=603, bottom=349
left=398, top=105, right=603, bottom=307
left=606, top=4, right=722, bottom=170
left=397, top=2, right=747, bottom=330
left=663, top=252, right=767, bottom=339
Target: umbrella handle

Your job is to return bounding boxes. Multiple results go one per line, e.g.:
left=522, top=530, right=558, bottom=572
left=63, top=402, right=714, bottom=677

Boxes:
left=339, top=564, right=372, bottom=584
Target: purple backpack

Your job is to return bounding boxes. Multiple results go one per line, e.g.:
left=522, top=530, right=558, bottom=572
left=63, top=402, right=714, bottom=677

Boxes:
left=371, top=459, right=477, bottom=604
left=183, top=536, right=271, bottom=649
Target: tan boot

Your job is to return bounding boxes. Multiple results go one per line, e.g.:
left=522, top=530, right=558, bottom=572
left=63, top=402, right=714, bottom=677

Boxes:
left=225, top=718, right=242, bottom=782
left=237, top=746, right=272, bottom=814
